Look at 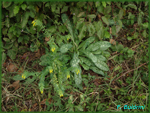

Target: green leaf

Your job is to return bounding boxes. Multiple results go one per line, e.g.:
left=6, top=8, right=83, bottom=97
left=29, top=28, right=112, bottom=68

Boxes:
left=96, top=55, right=106, bottom=61
left=18, top=37, right=23, bottom=43
left=104, top=31, right=110, bottom=38
left=78, top=23, right=87, bottom=41
left=138, top=12, right=142, bottom=26
left=102, top=2, right=106, bottom=8
left=7, top=49, right=17, bottom=60
left=79, top=57, right=91, bottom=66
left=125, top=4, right=137, bottom=10
left=87, top=14, right=96, bottom=19
left=92, top=49, right=102, bottom=54
left=88, top=23, right=95, bottom=36
left=142, top=30, right=147, bottom=38
left=2, top=52, right=7, bottom=64
left=61, top=6, right=68, bottom=13
left=60, top=44, right=72, bottom=53
left=70, top=53, right=80, bottom=67
left=23, top=76, right=37, bottom=85
left=102, top=16, right=109, bottom=25
left=3, top=2, right=12, bottom=8
left=61, top=14, right=74, bottom=40
left=30, top=43, right=38, bottom=52
left=3, top=38, right=10, bottom=42
left=90, top=67, right=104, bottom=76
left=118, top=9, right=124, bottom=19
left=77, top=12, right=85, bottom=17
left=97, top=41, right=111, bottom=50
left=21, top=4, right=27, bottom=10
left=94, top=59, right=109, bottom=71
left=78, top=36, right=95, bottom=50
left=127, top=36, right=133, bottom=40
left=13, top=75, right=24, bottom=80
left=81, top=63, right=89, bottom=70
left=142, top=22, right=148, bottom=28
left=14, top=6, right=20, bottom=15
left=86, top=43, right=99, bottom=52
left=95, top=2, right=100, bottom=7
left=84, top=51, right=97, bottom=63
left=21, top=12, right=29, bottom=28
left=111, top=26, right=116, bottom=35
left=75, top=105, right=83, bottom=111
left=74, top=67, right=82, bottom=89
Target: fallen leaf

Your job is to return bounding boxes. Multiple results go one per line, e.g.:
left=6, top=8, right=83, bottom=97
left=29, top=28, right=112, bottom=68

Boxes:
left=35, top=49, right=41, bottom=58
left=45, top=37, right=50, bottom=42
left=8, top=80, right=20, bottom=90
left=21, top=52, right=30, bottom=59
left=109, top=27, right=112, bottom=34
left=6, top=63, right=18, bottom=72
left=110, top=39, right=116, bottom=45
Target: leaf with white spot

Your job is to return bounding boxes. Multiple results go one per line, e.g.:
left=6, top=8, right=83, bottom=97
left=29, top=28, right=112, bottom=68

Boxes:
left=96, top=41, right=111, bottom=51
left=70, top=52, right=80, bottom=67
left=60, top=44, right=72, bottom=53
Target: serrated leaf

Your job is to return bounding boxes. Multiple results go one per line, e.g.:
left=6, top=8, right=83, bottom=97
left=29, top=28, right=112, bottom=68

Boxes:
left=94, top=59, right=109, bottom=71
left=60, top=44, right=72, bottom=53
left=90, top=67, right=104, bottom=76
left=102, top=16, right=109, bottom=25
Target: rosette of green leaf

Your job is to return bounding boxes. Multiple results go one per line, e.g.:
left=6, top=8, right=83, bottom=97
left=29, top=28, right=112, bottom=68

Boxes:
left=77, top=37, right=111, bottom=75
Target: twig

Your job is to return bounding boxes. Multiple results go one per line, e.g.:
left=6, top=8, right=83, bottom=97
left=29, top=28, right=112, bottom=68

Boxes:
left=113, top=61, right=148, bottom=82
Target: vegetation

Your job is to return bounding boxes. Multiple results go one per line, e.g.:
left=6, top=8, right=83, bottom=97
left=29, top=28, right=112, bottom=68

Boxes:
left=1, top=1, right=149, bottom=112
